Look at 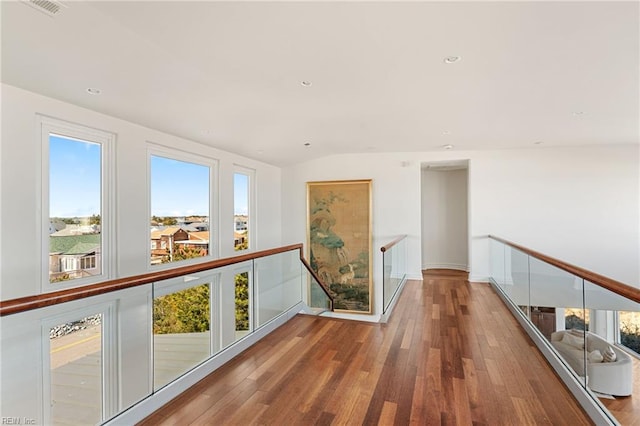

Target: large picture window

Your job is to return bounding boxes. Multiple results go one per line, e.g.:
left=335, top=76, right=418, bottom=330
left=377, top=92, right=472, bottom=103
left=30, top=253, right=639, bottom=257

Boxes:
left=149, top=148, right=216, bottom=266
left=41, top=117, right=114, bottom=291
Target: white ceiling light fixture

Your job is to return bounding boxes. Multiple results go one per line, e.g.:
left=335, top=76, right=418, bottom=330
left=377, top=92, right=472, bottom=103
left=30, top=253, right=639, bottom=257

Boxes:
left=301, top=81, right=312, bottom=87
left=572, top=111, right=585, bottom=116
left=304, top=142, right=311, bottom=147
left=86, top=87, right=102, bottom=95
left=442, top=144, right=454, bottom=150
left=443, top=56, right=461, bottom=64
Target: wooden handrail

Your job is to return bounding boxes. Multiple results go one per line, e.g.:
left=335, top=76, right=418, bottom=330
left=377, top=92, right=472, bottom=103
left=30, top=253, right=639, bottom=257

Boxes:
left=299, top=257, right=334, bottom=311
left=489, top=235, right=640, bottom=304
left=0, top=244, right=304, bottom=317
left=380, top=235, right=407, bottom=253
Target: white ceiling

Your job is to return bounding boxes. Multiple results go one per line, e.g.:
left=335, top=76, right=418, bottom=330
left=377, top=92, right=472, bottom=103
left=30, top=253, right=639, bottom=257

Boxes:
left=2, top=1, right=638, bottom=166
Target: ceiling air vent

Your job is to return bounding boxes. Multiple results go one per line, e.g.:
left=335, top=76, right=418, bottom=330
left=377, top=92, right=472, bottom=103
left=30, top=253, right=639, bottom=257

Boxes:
left=21, top=0, right=66, bottom=17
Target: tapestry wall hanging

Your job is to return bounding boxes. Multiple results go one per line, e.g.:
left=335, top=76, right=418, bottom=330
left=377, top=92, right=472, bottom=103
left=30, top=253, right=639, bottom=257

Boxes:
left=307, top=179, right=372, bottom=313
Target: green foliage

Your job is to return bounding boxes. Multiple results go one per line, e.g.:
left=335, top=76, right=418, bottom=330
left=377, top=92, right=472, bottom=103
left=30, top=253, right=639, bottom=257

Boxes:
left=161, top=244, right=204, bottom=263
left=235, top=272, right=249, bottom=331
left=151, top=215, right=178, bottom=225
left=50, top=273, right=71, bottom=283
left=89, top=214, right=101, bottom=225
left=234, top=239, right=248, bottom=251
left=621, top=322, right=640, bottom=354
left=153, top=284, right=210, bottom=334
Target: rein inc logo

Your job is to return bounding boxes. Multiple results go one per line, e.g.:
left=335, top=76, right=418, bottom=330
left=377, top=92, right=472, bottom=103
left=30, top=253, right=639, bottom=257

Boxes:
left=1, top=418, right=35, bottom=425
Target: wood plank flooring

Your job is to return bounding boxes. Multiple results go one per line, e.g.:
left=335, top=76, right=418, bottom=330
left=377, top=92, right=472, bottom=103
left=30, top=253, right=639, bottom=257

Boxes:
left=139, top=270, right=592, bottom=425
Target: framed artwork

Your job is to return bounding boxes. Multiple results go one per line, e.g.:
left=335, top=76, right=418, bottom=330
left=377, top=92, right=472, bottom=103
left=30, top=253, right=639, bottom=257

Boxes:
left=307, top=179, right=372, bottom=313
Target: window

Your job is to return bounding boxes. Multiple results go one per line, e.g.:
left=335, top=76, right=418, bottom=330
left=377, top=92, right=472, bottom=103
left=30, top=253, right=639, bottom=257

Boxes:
left=234, top=167, right=254, bottom=251
left=149, top=148, right=216, bottom=266
left=618, top=311, right=640, bottom=355
left=41, top=117, right=113, bottom=290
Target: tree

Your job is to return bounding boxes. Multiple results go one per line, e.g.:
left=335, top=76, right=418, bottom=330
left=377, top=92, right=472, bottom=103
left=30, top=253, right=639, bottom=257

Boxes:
left=235, top=272, right=249, bottom=331
left=153, top=284, right=210, bottom=334
left=161, top=243, right=204, bottom=263
left=89, top=214, right=101, bottom=225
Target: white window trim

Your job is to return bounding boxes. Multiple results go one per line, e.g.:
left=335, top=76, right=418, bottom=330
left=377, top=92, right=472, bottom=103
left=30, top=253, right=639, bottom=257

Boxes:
left=147, top=143, right=219, bottom=270
left=38, top=116, right=115, bottom=293
left=233, top=165, right=255, bottom=252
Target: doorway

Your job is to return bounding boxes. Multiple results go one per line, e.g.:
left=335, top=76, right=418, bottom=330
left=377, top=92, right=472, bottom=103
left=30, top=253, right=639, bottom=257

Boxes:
left=420, top=161, right=469, bottom=271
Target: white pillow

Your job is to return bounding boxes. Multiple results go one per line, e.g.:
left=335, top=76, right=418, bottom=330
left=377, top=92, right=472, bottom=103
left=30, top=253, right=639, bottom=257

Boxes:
left=588, top=349, right=603, bottom=363
left=561, top=332, right=585, bottom=349
left=603, top=346, right=617, bottom=363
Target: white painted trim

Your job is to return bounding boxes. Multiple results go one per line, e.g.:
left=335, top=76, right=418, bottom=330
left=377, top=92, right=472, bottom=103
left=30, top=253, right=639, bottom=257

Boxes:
left=104, top=301, right=304, bottom=426
left=146, top=142, right=220, bottom=268
left=423, top=263, right=469, bottom=271
left=38, top=115, right=116, bottom=293
left=233, top=165, right=255, bottom=253
left=321, top=311, right=382, bottom=323
left=489, top=280, right=618, bottom=426
left=406, top=273, right=423, bottom=281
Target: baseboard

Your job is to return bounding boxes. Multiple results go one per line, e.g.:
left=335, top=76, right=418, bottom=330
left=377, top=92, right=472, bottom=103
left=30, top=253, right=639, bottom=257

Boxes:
left=103, top=301, right=305, bottom=425
left=468, top=275, right=489, bottom=283
left=423, top=263, right=469, bottom=271
left=322, top=311, right=382, bottom=323
left=488, top=280, right=618, bottom=426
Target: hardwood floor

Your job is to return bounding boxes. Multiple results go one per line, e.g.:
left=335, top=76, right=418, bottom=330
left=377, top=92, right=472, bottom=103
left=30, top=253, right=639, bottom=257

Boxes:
left=139, top=270, right=592, bottom=425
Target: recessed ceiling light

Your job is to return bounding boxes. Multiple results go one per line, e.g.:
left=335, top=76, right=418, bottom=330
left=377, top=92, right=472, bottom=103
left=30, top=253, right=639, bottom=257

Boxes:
left=442, top=130, right=451, bottom=136
left=442, top=144, right=454, bottom=150
left=86, top=87, right=101, bottom=95
left=572, top=111, right=585, bottom=116
left=443, top=56, right=461, bottom=64
left=534, top=141, right=543, bottom=145
left=304, top=142, right=311, bottom=147
left=301, top=81, right=312, bottom=87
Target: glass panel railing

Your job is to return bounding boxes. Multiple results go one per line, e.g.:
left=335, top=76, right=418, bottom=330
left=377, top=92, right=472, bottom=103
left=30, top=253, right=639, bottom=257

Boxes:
left=382, top=236, right=408, bottom=313
left=488, top=236, right=640, bottom=425
left=584, top=280, right=639, bottom=409
left=49, top=314, right=103, bottom=425
left=308, top=272, right=332, bottom=313
left=0, top=244, right=330, bottom=425
left=153, top=277, right=213, bottom=390
left=254, top=250, right=303, bottom=328
left=489, top=238, right=505, bottom=292
left=530, top=257, right=587, bottom=388
left=504, top=246, right=530, bottom=317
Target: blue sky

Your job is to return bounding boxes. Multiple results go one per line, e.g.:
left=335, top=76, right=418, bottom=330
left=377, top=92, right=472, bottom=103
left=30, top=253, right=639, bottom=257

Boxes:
left=49, top=135, right=101, bottom=218
left=49, top=135, right=248, bottom=218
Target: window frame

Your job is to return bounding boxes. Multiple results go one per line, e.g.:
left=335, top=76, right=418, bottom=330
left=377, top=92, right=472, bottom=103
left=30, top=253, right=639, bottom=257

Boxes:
left=233, top=165, right=255, bottom=252
left=147, top=144, right=218, bottom=270
left=39, top=116, right=115, bottom=293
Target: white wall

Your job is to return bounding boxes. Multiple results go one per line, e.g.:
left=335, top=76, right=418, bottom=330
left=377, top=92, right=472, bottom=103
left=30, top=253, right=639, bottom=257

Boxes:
left=421, top=168, right=468, bottom=271
left=281, top=144, right=640, bottom=317
left=0, top=84, right=282, bottom=300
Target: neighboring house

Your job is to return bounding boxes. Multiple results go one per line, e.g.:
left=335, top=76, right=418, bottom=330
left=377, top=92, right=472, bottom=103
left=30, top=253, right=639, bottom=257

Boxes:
left=234, top=216, right=248, bottom=231
left=234, top=231, right=247, bottom=248
left=175, top=231, right=210, bottom=256
left=51, top=224, right=99, bottom=236
left=150, top=227, right=189, bottom=264
left=49, top=234, right=101, bottom=281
